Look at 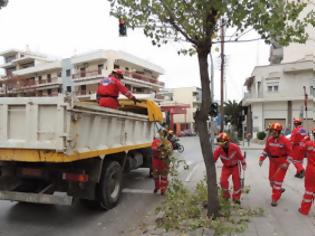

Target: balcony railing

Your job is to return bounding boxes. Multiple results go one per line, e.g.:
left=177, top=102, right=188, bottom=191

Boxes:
left=0, top=76, right=62, bottom=94
left=71, top=69, right=165, bottom=87
left=72, top=70, right=102, bottom=80
left=126, top=71, right=165, bottom=87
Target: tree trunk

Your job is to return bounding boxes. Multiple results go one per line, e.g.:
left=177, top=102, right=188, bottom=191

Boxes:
left=195, top=49, right=220, bottom=217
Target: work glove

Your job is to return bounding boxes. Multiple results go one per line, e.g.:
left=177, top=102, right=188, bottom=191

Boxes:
left=280, top=162, right=289, bottom=170
left=242, top=164, right=247, bottom=171
left=259, top=159, right=264, bottom=167
left=132, top=96, right=141, bottom=105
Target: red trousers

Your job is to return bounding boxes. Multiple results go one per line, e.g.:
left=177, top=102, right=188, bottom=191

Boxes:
left=269, top=157, right=288, bottom=202
left=291, top=146, right=305, bottom=174
left=220, top=165, right=241, bottom=200
left=299, top=165, right=315, bottom=215
left=98, top=97, right=119, bottom=109
left=152, top=157, right=169, bottom=193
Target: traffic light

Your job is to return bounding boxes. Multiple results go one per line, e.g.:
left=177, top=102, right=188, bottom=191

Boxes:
left=0, top=0, right=8, bottom=9
left=119, top=18, right=127, bottom=37
left=209, top=102, right=219, bottom=117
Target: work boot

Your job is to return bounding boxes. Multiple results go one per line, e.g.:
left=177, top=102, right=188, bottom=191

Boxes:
left=153, top=188, right=158, bottom=194
left=281, top=188, right=286, bottom=193
left=271, top=201, right=278, bottom=207
left=295, top=170, right=305, bottom=179
left=298, top=208, right=308, bottom=216
left=233, top=199, right=241, bottom=205
left=160, top=191, right=165, bottom=196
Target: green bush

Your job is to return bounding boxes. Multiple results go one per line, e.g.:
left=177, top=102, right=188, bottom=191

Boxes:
left=257, top=131, right=266, bottom=140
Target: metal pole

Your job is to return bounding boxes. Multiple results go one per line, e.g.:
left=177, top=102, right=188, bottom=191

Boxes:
left=209, top=52, right=215, bottom=148
left=303, top=86, right=309, bottom=133
left=220, top=18, right=225, bottom=132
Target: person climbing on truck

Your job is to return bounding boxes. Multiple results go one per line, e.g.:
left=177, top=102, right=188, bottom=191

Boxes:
left=96, top=69, right=138, bottom=109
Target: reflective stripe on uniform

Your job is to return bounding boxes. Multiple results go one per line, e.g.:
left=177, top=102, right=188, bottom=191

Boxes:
left=303, top=199, right=313, bottom=203
left=233, top=189, right=241, bottom=194
left=273, top=181, right=282, bottom=186
left=273, top=185, right=282, bottom=190
left=269, top=143, right=283, bottom=148
left=219, top=151, right=237, bottom=161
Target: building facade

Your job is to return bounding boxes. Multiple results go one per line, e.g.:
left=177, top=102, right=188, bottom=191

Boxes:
left=0, top=49, right=165, bottom=99
left=159, top=86, right=201, bottom=133
left=244, top=0, right=315, bottom=135
left=243, top=56, right=315, bottom=135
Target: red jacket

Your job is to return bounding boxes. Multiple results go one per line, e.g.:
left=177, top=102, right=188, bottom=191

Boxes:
left=97, top=76, right=133, bottom=99
left=260, top=135, right=292, bottom=161
left=290, top=125, right=307, bottom=145
left=151, top=138, right=172, bottom=159
left=214, top=143, right=246, bottom=167
left=302, top=140, right=315, bottom=166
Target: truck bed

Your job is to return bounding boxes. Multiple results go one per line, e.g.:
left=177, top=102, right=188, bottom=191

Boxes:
left=0, top=95, right=160, bottom=162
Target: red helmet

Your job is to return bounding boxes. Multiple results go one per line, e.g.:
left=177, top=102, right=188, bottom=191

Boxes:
left=112, top=68, right=125, bottom=76
left=217, top=132, right=230, bottom=144
left=270, top=122, right=282, bottom=132
left=293, top=118, right=303, bottom=125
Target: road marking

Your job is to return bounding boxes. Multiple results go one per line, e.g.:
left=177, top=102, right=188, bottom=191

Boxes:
left=186, top=161, right=192, bottom=166
left=185, top=163, right=201, bottom=182
left=122, top=188, right=153, bottom=194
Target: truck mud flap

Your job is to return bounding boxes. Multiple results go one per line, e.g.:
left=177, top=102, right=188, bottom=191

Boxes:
left=0, top=191, right=73, bottom=206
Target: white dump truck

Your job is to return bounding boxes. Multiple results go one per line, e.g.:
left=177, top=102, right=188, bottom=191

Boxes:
left=0, top=95, right=163, bottom=209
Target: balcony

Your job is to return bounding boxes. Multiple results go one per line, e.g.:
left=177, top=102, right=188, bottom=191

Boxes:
left=71, top=69, right=165, bottom=88
left=1, top=77, right=62, bottom=94
left=72, top=70, right=103, bottom=82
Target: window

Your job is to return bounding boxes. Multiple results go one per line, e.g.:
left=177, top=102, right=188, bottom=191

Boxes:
left=80, top=85, right=87, bottom=95
left=80, top=68, right=86, bottom=77
left=98, top=64, right=104, bottom=75
left=66, top=69, right=71, bottom=77
left=47, top=89, right=52, bottom=96
left=267, top=82, right=279, bottom=93
left=47, top=74, right=51, bottom=83
left=57, top=71, right=61, bottom=77
left=38, top=76, right=42, bottom=84
left=114, top=64, right=120, bottom=69
left=57, top=87, right=61, bottom=93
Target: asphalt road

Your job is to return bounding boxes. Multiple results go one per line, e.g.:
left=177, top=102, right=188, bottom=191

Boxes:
left=0, top=136, right=201, bottom=236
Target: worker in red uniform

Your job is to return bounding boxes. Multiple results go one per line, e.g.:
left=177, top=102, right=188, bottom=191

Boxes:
left=151, top=130, right=173, bottom=195
left=289, top=118, right=307, bottom=178
left=298, top=131, right=315, bottom=215
left=213, top=132, right=246, bottom=204
left=96, top=69, right=137, bottom=109
left=259, top=123, right=292, bottom=207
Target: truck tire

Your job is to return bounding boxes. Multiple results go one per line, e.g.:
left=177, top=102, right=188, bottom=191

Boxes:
left=98, top=161, right=122, bottom=210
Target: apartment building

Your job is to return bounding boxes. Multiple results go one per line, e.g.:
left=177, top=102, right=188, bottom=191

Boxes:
left=0, top=49, right=165, bottom=99
left=159, top=86, right=201, bottom=133
left=243, top=0, right=315, bottom=135
left=243, top=56, right=315, bottom=135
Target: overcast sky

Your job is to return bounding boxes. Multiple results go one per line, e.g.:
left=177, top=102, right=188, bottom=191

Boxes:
left=0, top=0, right=270, bottom=101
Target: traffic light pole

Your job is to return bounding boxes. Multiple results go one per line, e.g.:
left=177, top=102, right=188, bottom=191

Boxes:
left=209, top=52, right=215, bottom=149
left=220, top=18, right=225, bottom=132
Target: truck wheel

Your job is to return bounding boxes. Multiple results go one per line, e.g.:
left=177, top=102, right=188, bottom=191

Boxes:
left=98, top=161, right=122, bottom=210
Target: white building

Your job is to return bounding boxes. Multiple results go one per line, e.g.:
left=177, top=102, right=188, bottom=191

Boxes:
left=160, top=86, right=201, bottom=132
left=243, top=56, right=315, bottom=134
left=243, top=1, right=315, bottom=135
left=0, top=49, right=165, bottom=99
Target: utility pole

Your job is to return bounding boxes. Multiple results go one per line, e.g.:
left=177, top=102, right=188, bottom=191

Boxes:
left=209, top=52, right=215, bottom=148
left=220, top=18, right=225, bottom=132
